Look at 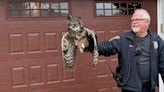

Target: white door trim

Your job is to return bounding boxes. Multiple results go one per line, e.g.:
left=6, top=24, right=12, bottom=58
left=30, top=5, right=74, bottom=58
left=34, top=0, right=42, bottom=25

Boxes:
left=157, top=0, right=164, bottom=92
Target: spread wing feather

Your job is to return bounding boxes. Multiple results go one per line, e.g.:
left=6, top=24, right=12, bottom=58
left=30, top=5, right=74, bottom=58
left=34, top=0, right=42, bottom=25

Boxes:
left=85, top=28, right=99, bottom=67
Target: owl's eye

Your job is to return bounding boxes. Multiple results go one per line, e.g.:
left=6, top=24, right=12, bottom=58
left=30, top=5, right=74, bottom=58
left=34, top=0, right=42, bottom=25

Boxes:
left=80, top=26, right=84, bottom=30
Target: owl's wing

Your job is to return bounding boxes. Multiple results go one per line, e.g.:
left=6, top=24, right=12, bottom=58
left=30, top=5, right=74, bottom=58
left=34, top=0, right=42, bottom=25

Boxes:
left=85, top=29, right=99, bottom=67
left=61, top=33, right=77, bottom=71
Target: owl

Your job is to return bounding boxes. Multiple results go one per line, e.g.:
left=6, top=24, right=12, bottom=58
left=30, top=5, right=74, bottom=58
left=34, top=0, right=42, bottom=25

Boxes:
left=61, top=15, right=99, bottom=71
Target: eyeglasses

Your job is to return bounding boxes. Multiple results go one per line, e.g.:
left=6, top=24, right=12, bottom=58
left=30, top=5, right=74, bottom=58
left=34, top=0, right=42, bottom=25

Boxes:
left=131, top=19, right=148, bottom=22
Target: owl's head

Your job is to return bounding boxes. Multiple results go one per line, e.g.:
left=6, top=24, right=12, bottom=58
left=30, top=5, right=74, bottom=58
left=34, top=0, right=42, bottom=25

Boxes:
left=67, top=15, right=86, bottom=40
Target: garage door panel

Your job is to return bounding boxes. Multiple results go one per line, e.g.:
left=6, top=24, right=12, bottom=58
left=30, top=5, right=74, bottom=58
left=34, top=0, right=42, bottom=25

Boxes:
left=97, top=82, right=119, bottom=92
left=111, top=87, right=121, bottom=92
left=12, top=67, right=27, bottom=88
left=108, top=29, right=122, bottom=39
left=122, top=29, right=131, bottom=32
left=44, top=32, right=58, bottom=52
left=46, top=64, right=60, bottom=83
left=96, top=30, right=106, bottom=41
left=98, top=88, right=109, bottom=92
left=29, top=65, right=44, bottom=85
left=27, top=33, right=42, bottom=53
left=9, top=33, right=24, bottom=54
left=96, top=59, right=108, bottom=78
left=63, top=70, right=76, bottom=82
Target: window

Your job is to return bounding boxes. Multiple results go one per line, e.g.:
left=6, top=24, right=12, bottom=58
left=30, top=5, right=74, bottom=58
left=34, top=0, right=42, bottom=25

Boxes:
left=95, top=1, right=142, bottom=17
left=8, top=0, right=69, bottom=17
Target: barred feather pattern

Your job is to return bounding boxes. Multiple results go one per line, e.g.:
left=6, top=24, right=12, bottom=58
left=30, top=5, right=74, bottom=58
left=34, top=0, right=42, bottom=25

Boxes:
left=61, top=33, right=77, bottom=71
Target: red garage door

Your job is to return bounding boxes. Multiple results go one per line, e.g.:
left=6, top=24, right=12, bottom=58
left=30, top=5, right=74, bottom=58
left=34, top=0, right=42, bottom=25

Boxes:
left=0, top=0, right=157, bottom=92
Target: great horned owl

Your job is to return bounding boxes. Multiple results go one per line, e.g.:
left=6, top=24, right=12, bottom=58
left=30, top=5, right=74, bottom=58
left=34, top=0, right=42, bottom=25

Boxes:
left=61, top=15, right=99, bottom=71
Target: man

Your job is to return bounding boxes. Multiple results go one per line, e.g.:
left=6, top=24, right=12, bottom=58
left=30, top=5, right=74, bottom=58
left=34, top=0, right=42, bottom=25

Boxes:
left=91, top=9, right=164, bottom=92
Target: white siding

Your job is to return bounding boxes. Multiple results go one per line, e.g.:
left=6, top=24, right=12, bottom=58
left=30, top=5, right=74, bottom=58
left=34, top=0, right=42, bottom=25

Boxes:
left=158, top=0, right=164, bottom=91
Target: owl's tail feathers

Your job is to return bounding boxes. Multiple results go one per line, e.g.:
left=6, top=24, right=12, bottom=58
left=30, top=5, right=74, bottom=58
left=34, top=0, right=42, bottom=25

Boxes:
left=64, top=59, right=76, bottom=72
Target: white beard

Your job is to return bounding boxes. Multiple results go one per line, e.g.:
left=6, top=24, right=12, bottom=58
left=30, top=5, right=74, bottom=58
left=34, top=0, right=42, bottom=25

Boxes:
left=132, top=27, right=140, bottom=33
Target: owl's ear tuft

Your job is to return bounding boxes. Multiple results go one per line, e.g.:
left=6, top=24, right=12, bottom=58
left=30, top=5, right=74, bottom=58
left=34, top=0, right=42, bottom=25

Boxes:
left=67, top=15, right=72, bottom=20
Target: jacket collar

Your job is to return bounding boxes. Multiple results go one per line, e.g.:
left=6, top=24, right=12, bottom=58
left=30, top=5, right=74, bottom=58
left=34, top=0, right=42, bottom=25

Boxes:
left=125, top=29, right=158, bottom=41
left=124, top=31, right=135, bottom=41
